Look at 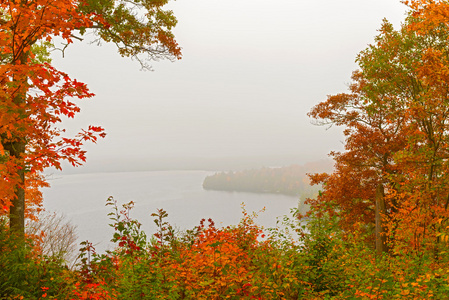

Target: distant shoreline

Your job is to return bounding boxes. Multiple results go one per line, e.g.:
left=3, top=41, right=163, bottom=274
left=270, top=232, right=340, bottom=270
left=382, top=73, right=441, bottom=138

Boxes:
left=202, top=164, right=329, bottom=199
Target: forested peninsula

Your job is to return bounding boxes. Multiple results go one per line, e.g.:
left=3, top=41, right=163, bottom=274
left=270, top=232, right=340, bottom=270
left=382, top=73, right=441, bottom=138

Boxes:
left=202, top=162, right=331, bottom=197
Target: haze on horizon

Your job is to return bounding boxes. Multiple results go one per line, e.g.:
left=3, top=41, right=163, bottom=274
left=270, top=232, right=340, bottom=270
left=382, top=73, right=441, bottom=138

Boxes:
left=48, top=0, right=408, bottom=173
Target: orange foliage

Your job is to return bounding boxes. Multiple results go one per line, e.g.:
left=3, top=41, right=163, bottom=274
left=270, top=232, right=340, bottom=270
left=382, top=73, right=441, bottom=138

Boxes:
left=308, top=5, right=449, bottom=254
left=174, top=218, right=258, bottom=299
left=0, top=0, right=106, bottom=225
left=0, top=0, right=181, bottom=227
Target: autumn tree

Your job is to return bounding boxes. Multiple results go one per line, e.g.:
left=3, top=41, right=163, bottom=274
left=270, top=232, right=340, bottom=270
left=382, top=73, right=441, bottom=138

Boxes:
left=0, top=0, right=181, bottom=235
left=309, top=8, right=449, bottom=255
left=395, top=0, right=449, bottom=256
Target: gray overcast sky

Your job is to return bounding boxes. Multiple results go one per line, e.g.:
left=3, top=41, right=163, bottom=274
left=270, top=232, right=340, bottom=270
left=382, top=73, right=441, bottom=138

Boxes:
left=50, top=0, right=408, bottom=172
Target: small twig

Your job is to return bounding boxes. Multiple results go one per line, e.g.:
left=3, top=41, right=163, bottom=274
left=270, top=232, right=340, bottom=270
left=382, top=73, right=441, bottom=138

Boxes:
left=70, top=34, right=84, bottom=41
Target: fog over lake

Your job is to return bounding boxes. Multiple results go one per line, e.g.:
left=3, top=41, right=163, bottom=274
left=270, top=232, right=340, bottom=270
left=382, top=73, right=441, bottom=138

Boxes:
left=43, top=170, right=301, bottom=254
left=49, top=0, right=407, bottom=174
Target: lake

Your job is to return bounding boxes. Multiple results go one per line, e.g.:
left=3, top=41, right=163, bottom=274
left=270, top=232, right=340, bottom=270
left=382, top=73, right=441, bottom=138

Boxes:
left=42, top=170, right=301, bottom=253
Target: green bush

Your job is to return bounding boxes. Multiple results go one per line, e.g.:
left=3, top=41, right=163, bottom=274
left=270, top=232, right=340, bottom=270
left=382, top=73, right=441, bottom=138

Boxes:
left=2, top=197, right=449, bottom=299
left=0, top=218, right=72, bottom=299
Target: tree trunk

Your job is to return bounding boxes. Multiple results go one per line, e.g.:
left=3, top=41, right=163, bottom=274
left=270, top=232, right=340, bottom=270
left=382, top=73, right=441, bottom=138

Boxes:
left=5, top=141, right=26, bottom=234
left=6, top=51, right=29, bottom=235
left=375, top=183, right=388, bottom=254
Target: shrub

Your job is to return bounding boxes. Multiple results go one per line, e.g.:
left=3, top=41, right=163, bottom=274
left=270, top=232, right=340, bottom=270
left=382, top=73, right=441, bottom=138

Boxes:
left=0, top=218, right=72, bottom=299
left=26, top=210, right=78, bottom=267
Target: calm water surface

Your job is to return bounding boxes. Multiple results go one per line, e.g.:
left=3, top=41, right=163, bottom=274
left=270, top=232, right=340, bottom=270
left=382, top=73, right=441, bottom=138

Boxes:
left=43, top=170, right=300, bottom=253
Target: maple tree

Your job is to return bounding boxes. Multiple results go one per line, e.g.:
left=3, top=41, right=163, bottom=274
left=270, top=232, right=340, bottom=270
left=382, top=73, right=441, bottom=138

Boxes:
left=308, top=20, right=411, bottom=253
left=308, top=2, right=449, bottom=255
left=0, top=0, right=181, bottom=234
left=399, top=0, right=449, bottom=255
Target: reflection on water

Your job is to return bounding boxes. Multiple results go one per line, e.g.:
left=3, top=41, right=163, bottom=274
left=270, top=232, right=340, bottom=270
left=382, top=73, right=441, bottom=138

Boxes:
left=43, top=170, right=300, bottom=253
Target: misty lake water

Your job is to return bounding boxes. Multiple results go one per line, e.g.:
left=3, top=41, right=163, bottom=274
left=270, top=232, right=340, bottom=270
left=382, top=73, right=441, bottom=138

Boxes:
left=42, top=170, right=301, bottom=253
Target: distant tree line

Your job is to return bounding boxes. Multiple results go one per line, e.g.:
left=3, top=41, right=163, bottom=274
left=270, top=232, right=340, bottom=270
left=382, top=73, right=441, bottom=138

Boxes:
left=203, top=165, right=321, bottom=197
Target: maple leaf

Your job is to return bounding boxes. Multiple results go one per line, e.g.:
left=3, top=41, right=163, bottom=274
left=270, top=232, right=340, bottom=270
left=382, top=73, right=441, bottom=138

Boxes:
left=0, top=0, right=181, bottom=234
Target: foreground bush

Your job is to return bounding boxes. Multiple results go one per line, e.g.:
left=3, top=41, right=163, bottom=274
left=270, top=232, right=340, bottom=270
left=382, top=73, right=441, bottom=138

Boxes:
left=0, top=218, right=73, bottom=299
left=2, top=197, right=449, bottom=299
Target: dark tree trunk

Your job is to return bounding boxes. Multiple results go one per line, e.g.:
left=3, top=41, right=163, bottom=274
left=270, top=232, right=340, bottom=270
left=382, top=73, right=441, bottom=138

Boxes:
left=5, top=51, right=29, bottom=235
left=5, top=141, right=26, bottom=234
left=375, top=183, right=388, bottom=254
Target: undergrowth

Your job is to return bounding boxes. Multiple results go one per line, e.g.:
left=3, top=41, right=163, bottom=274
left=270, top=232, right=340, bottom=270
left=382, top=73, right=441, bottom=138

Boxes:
left=1, top=196, right=448, bottom=299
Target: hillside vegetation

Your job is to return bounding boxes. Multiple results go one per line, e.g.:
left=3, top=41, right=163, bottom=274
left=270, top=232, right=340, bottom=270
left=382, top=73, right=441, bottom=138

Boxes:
left=2, top=197, right=449, bottom=299
left=203, top=161, right=332, bottom=197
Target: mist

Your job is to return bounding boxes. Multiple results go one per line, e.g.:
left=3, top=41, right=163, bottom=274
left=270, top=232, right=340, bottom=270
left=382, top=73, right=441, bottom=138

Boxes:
left=49, top=0, right=408, bottom=173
